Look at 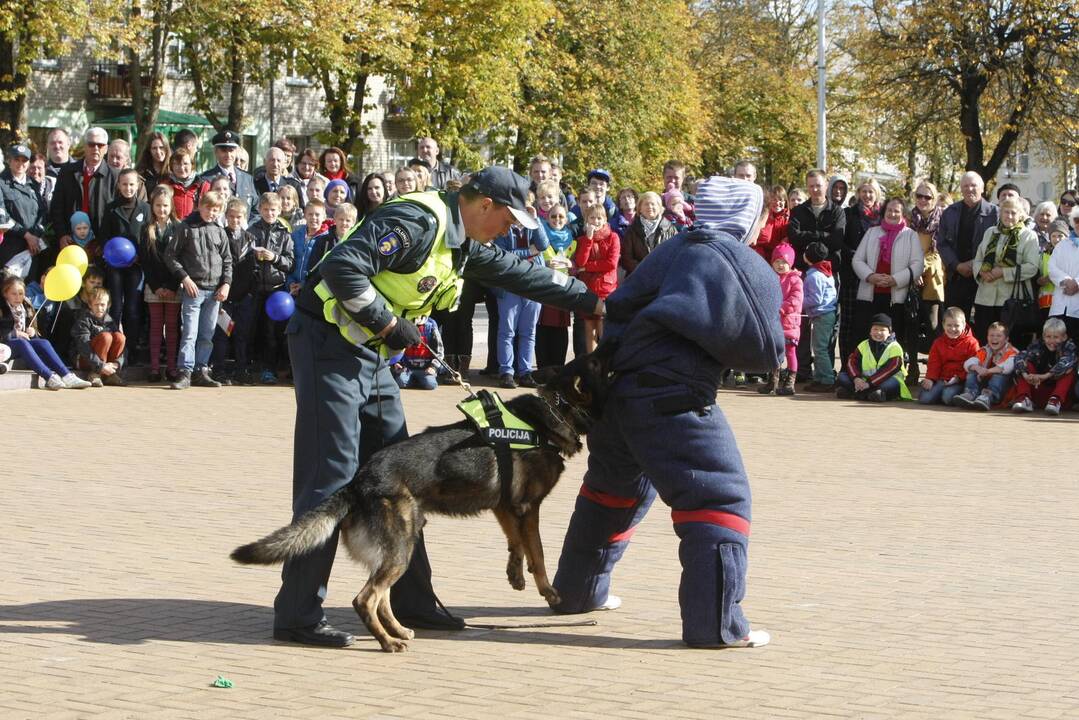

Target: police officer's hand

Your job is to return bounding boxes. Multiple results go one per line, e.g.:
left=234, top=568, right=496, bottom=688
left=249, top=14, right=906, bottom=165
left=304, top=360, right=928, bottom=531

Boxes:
left=383, top=316, right=422, bottom=351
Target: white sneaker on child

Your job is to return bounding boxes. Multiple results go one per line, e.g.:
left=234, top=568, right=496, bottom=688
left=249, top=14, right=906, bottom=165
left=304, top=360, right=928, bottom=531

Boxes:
left=973, top=393, right=991, bottom=411
left=62, top=373, right=92, bottom=389
left=1012, top=397, right=1033, bottom=413
left=44, top=373, right=64, bottom=390
left=715, top=629, right=771, bottom=648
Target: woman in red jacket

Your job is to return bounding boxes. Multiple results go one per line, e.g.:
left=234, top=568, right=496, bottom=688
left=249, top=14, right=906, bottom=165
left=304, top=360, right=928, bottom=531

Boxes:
left=159, top=149, right=200, bottom=220
left=574, top=203, right=620, bottom=352
left=755, top=185, right=789, bottom=261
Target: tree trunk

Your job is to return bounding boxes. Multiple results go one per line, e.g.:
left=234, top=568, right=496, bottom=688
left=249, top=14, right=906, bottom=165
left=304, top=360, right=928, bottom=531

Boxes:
left=227, top=53, right=246, bottom=132
left=958, top=71, right=988, bottom=176
left=345, top=71, right=369, bottom=159
left=0, top=32, right=29, bottom=146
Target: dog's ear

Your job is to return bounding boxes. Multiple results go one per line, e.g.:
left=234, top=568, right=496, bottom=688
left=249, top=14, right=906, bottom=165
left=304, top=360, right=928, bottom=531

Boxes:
left=533, top=366, right=561, bottom=386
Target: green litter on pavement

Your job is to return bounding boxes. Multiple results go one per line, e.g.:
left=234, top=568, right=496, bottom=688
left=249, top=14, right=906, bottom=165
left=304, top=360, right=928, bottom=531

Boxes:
left=211, top=676, right=234, bottom=688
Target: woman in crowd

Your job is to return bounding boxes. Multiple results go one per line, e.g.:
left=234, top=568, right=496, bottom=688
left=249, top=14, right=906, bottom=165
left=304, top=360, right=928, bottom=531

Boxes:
left=136, top=132, right=171, bottom=191
left=909, top=180, right=945, bottom=367
left=619, top=191, right=675, bottom=276
left=318, top=147, right=361, bottom=201
left=0, top=144, right=48, bottom=279
left=851, top=196, right=924, bottom=352
left=971, top=197, right=1040, bottom=344
left=1032, top=201, right=1058, bottom=251
left=839, top=179, right=884, bottom=361
left=357, top=172, right=388, bottom=220
left=755, top=185, right=789, bottom=262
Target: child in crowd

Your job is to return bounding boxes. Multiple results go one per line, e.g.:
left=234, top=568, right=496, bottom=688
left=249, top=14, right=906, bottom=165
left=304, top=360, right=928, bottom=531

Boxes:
left=788, top=188, right=808, bottom=208
left=69, top=211, right=95, bottom=255
left=1036, top=219, right=1069, bottom=327
left=139, top=185, right=181, bottom=382
left=535, top=179, right=564, bottom=221
left=306, top=175, right=328, bottom=206
left=662, top=189, right=693, bottom=231
left=389, top=317, right=444, bottom=391
left=494, top=204, right=548, bottom=389
left=574, top=203, right=619, bottom=353
left=162, top=148, right=199, bottom=221
left=248, top=192, right=294, bottom=385
left=206, top=176, right=234, bottom=226
left=288, top=200, right=330, bottom=296
left=1010, top=317, right=1076, bottom=415
left=760, top=242, right=802, bottom=396
left=570, top=189, right=597, bottom=237
left=324, top=179, right=351, bottom=218
left=277, top=185, right=303, bottom=230
left=802, top=242, right=838, bottom=392
left=166, top=191, right=232, bottom=389
left=836, top=313, right=910, bottom=401
left=1, top=275, right=90, bottom=390
left=535, top=202, right=576, bottom=369
left=953, top=322, right=1018, bottom=410
left=72, top=287, right=126, bottom=386
left=610, top=188, right=637, bottom=240
left=212, top=197, right=257, bottom=385
left=101, top=168, right=150, bottom=359
left=917, top=306, right=980, bottom=405
left=332, top=203, right=358, bottom=237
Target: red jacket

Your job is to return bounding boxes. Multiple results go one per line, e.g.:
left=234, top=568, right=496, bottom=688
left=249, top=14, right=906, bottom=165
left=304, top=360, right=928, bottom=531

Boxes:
left=160, top=176, right=200, bottom=221
left=574, top=224, right=620, bottom=299
left=926, top=327, right=980, bottom=381
left=756, top=208, right=789, bottom=260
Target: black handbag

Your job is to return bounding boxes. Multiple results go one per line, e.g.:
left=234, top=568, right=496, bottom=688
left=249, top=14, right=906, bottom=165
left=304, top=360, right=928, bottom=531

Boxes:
left=1000, top=277, right=1040, bottom=333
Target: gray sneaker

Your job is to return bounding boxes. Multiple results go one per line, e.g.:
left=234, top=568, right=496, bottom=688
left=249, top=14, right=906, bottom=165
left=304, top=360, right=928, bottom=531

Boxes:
left=972, top=393, right=991, bottom=411
left=1012, top=396, right=1033, bottom=413
left=952, top=391, right=976, bottom=409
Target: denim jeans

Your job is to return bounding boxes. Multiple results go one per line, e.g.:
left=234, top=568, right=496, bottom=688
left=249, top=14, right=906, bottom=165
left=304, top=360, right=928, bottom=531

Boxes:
left=963, top=371, right=1011, bottom=405
left=178, top=289, right=220, bottom=371
left=497, top=293, right=540, bottom=376
left=394, top=366, right=438, bottom=390
left=809, top=311, right=837, bottom=384
left=917, top=379, right=964, bottom=405
left=837, top=371, right=902, bottom=400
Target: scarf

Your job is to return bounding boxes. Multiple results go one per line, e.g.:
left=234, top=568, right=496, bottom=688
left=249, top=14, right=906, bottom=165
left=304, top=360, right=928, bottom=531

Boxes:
left=7, top=301, right=27, bottom=333
left=980, top=222, right=1024, bottom=273
left=909, top=205, right=941, bottom=238
left=323, top=168, right=346, bottom=182
left=878, top=219, right=907, bottom=264
left=811, top=260, right=833, bottom=277
left=170, top=173, right=198, bottom=189
left=640, top=215, right=660, bottom=238
left=859, top=202, right=881, bottom=234
left=543, top=222, right=574, bottom=253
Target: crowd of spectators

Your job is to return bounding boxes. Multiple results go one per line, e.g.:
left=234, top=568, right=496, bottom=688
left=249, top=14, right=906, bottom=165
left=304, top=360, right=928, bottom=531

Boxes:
left=2, top=123, right=1078, bottom=414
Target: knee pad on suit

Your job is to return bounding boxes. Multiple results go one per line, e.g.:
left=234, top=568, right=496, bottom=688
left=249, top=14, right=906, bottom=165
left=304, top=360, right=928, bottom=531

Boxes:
left=552, top=481, right=656, bottom=613
left=674, top=520, right=751, bottom=647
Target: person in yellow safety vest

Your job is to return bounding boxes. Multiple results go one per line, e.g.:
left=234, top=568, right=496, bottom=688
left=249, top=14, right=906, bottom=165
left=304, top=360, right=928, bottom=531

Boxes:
left=835, top=312, right=911, bottom=401
left=269, top=166, right=603, bottom=648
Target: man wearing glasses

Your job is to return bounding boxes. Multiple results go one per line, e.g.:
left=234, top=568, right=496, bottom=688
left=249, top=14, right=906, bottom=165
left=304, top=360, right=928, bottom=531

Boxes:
left=52, top=126, right=118, bottom=248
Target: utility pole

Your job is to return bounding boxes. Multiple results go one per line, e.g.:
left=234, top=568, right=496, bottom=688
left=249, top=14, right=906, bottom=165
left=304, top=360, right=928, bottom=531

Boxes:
left=817, top=0, right=827, bottom=171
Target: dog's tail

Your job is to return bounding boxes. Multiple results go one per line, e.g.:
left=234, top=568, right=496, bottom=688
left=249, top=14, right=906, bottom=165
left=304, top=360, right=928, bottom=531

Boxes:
left=230, top=492, right=351, bottom=565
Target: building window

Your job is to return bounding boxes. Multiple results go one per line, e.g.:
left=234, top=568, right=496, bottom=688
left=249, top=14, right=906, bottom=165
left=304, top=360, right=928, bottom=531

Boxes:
left=1008, top=152, right=1030, bottom=176
left=284, top=49, right=313, bottom=87
left=165, top=35, right=186, bottom=78
left=1038, top=182, right=1052, bottom=202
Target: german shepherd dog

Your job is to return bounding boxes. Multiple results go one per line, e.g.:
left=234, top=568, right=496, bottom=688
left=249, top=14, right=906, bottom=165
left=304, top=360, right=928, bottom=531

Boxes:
left=231, top=343, right=618, bottom=652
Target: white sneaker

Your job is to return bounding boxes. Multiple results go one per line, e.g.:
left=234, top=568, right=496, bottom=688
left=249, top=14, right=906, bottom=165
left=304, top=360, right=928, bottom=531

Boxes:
left=44, top=373, right=64, bottom=390
left=62, top=372, right=92, bottom=389
left=1012, top=397, right=1033, bottom=413
left=719, top=629, right=771, bottom=648
left=594, top=595, right=622, bottom=611
left=973, top=393, right=992, bottom=411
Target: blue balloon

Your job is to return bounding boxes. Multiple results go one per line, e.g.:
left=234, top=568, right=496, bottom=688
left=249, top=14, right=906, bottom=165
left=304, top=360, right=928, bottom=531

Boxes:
left=265, top=290, right=295, bottom=322
left=103, top=236, right=137, bottom=268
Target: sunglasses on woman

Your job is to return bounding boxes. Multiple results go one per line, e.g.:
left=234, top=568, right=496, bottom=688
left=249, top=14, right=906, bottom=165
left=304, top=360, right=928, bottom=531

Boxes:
left=915, top=193, right=933, bottom=201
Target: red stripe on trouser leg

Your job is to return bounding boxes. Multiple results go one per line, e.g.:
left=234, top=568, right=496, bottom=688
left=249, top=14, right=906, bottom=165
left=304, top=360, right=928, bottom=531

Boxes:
left=671, top=509, right=751, bottom=537
left=579, top=484, right=638, bottom=509
left=608, top=525, right=638, bottom=543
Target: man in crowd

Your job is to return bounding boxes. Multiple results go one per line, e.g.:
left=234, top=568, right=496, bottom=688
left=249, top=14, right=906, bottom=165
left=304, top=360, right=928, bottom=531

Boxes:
left=46, top=128, right=74, bottom=177
left=197, top=129, right=258, bottom=213
left=937, top=171, right=998, bottom=321
left=52, top=127, right=118, bottom=244
left=733, top=160, right=758, bottom=184
left=255, top=146, right=302, bottom=197
left=415, top=136, right=462, bottom=190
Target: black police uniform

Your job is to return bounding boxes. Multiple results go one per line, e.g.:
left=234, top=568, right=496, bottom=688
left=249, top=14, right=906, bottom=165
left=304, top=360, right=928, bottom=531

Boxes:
left=274, top=189, right=599, bottom=635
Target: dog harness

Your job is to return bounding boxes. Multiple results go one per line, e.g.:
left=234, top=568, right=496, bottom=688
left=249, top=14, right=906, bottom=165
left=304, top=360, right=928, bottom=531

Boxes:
left=458, top=390, right=542, bottom=506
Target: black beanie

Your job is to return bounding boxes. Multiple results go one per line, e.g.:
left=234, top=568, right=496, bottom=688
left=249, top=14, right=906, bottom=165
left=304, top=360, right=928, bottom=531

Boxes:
left=869, top=313, right=893, bottom=330
left=805, top=242, right=829, bottom=264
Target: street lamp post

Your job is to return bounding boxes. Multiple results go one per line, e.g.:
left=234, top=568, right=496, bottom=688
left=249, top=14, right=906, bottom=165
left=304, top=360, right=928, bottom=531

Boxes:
left=817, top=0, right=827, bottom=171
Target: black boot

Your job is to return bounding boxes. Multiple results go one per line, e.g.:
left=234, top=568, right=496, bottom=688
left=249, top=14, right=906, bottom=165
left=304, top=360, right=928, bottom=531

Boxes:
left=757, top=370, right=779, bottom=395
left=439, top=355, right=460, bottom=385
left=389, top=532, right=465, bottom=630
left=776, top=369, right=796, bottom=396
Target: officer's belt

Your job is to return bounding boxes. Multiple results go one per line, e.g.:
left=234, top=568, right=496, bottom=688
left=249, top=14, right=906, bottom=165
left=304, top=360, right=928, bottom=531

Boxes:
left=635, top=371, right=716, bottom=414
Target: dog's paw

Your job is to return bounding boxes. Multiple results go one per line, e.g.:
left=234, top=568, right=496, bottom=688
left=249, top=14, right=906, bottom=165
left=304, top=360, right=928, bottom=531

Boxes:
left=380, top=638, right=409, bottom=653
left=507, top=556, right=527, bottom=591
left=540, top=587, right=561, bottom=607
left=389, top=625, right=415, bottom=641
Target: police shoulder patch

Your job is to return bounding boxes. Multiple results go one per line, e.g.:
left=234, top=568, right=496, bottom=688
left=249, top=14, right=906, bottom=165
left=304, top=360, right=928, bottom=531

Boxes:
left=377, top=230, right=404, bottom=255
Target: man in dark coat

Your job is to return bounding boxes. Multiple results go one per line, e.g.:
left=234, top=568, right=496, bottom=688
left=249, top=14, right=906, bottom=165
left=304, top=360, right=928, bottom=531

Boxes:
left=936, top=171, right=999, bottom=321
left=51, top=127, right=118, bottom=245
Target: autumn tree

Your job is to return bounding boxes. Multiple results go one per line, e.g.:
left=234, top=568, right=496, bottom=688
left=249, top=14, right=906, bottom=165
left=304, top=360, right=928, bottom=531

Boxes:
left=126, top=0, right=177, bottom=156
left=845, top=0, right=1079, bottom=183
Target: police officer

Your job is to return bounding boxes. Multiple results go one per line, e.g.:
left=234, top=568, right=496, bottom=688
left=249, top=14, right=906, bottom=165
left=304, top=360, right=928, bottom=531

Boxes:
left=550, top=177, right=783, bottom=648
left=272, top=166, right=602, bottom=647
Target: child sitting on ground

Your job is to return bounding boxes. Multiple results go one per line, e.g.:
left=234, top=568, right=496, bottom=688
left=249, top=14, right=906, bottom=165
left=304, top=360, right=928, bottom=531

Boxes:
left=759, top=242, right=802, bottom=396
left=389, top=317, right=444, bottom=391
left=917, top=306, right=980, bottom=405
left=1, top=275, right=90, bottom=390
left=1010, top=317, right=1076, bottom=415
left=836, top=313, right=910, bottom=401
left=802, top=242, right=838, bottom=392
left=72, top=287, right=126, bottom=386
left=953, top=321, right=1018, bottom=410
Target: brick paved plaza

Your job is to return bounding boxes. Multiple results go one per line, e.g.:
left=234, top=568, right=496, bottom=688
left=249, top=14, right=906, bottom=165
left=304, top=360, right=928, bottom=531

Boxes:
left=3, top=375, right=1078, bottom=719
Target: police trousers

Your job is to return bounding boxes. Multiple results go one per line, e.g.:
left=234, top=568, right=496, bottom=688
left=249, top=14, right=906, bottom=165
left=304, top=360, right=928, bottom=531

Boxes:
left=273, top=311, right=440, bottom=629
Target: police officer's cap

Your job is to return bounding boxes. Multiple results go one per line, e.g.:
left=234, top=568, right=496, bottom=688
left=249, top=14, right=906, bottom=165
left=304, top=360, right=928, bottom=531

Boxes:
left=212, top=129, right=241, bottom=148
left=6, top=143, right=31, bottom=160
left=465, top=166, right=538, bottom=229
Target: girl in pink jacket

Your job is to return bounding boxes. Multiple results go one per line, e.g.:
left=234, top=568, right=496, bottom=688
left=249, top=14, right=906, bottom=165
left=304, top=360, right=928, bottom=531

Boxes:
left=759, top=242, right=803, bottom=396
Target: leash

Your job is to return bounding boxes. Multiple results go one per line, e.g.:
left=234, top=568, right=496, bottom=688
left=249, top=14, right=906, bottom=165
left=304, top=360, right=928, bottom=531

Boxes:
left=464, top=619, right=598, bottom=630
left=417, top=339, right=475, bottom=398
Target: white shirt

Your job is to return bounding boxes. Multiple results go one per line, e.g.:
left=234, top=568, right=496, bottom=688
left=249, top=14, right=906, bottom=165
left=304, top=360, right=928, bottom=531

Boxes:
left=1047, top=238, right=1079, bottom=318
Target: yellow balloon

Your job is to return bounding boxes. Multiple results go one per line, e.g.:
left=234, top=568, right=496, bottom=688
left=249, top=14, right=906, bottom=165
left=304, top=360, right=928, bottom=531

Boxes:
left=44, top=264, right=83, bottom=302
left=56, top=244, right=89, bottom=276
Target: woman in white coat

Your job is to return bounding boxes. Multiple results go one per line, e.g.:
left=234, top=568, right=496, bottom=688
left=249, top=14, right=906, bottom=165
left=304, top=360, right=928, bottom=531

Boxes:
left=1047, top=208, right=1079, bottom=341
left=852, top=196, right=925, bottom=352
left=971, top=197, right=1040, bottom=344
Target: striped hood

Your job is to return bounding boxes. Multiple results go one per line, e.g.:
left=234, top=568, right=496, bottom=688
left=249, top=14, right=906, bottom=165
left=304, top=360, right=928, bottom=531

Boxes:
left=692, top=176, right=763, bottom=243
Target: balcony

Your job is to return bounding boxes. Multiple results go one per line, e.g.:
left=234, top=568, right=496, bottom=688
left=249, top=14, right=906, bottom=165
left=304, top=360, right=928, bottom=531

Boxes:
left=87, top=63, right=149, bottom=105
